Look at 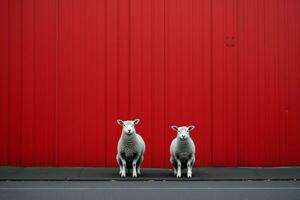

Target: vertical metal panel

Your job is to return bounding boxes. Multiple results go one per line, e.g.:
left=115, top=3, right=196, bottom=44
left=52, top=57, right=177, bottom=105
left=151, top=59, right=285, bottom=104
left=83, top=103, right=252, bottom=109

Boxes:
left=287, top=0, right=300, bottom=165
left=8, top=0, right=22, bottom=166
left=238, top=0, right=273, bottom=166
left=57, top=0, right=74, bottom=165
left=0, top=0, right=299, bottom=167
left=236, top=0, right=300, bottom=166
left=212, top=0, right=239, bottom=166
left=165, top=0, right=212, bottom=167
left=0, top=0, right=9, bottom=166
left=21, top=0, right=35, bottom=165
left=21, top=0, right=57, bottom=166
left=151, top=0, right=165, bottom=167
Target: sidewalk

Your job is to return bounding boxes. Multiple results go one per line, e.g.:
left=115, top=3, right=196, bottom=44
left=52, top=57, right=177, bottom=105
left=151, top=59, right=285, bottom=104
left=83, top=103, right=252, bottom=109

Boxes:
left=0, top=167, right=299, bottom=181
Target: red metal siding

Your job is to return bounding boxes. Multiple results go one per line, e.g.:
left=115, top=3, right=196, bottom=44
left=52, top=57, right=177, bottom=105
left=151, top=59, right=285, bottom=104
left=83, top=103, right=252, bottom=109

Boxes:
left=212, top=0, right=239, bottom=166
left=0, top=0, right=299, bottom=167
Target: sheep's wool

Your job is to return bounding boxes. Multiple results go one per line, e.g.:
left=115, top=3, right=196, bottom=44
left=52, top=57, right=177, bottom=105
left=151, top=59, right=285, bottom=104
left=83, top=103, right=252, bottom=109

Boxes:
left=174, top=139, right=194, bottom=163
left=122, top=136, right=138, bottom=158
left=170, top=134, right=195, bottom=171
left=117, top=132, right=145, bottom=165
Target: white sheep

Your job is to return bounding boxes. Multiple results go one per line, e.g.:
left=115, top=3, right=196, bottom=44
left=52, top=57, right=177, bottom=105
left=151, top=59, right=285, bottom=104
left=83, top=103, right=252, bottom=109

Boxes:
left=116, top=119, right=145, bottom=177
left=170, top=125, right=196, bottom=178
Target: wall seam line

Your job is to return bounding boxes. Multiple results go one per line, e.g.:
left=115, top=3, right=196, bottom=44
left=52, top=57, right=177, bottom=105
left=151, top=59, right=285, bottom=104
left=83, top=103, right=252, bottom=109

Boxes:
left=55, top=0, right=59, bottom=166
left=163, top=0, right=166, bottom=167
left=128, top=0, right=131, bottom=118
left=210, top=0, right=214, bottom=166
left=104, top=0, right=108, bottom=167
left=7, top=0, right=10, bottom=165
left=20, top=0, right=23, bottom=166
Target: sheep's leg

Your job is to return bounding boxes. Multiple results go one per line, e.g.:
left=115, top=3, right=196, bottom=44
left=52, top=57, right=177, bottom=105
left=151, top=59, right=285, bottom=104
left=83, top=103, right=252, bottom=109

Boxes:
left=187, top=156, right=194, bottom=178
left=116, top=154, right=123, bottom=175
left=187, top=162, right=192, bottom=178
left=176, top=160, right=182, bottom=178
left=137, top=167, right=141, bottom=175
left=132, top=160, right=137, bottom=178
left=121, top=160, right=126, bottom=177
left=117, top=154, right=127, bottom=177
left=170, top=156, right=177, bottom=175
left=137, top=156, right=143, bottom=175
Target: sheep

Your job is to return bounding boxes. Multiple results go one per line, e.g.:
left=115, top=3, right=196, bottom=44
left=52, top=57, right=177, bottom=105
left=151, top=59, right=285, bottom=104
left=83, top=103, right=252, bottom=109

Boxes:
left=170, top=125, right=196, bottom=178
left=116, top=119, right=145, bottom=177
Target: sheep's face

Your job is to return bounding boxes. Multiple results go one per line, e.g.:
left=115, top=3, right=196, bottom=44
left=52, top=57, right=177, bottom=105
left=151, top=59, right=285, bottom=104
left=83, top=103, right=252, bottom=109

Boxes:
left=171, top=125, right=195, bottom=141
left=117, top=119, right=140, bottom=135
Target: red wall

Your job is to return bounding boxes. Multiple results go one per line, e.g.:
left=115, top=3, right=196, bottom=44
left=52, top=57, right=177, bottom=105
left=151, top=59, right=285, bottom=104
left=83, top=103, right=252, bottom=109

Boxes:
left=0, top=0, right=299, bottom=167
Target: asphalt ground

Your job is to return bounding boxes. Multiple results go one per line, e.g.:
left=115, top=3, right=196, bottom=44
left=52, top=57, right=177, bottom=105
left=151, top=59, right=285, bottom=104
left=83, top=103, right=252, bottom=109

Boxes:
left=0, top=180, right=299, bottom=200
left=1, top=167, right=300, bottom=181
left=1, top=167, right=299, bottom=200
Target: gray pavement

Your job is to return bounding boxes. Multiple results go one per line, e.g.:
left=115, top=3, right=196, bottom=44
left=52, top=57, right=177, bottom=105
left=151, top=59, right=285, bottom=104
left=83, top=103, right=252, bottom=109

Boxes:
left=0, top=167, right=300, bottom=200
left=1, top=167, right=300, bottom=181
left=0, top=180, right=299, bottom=200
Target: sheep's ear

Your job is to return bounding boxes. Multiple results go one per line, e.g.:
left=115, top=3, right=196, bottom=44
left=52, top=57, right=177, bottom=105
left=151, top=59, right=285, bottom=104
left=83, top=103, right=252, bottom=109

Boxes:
left=117, top=120, right=124, bottom=126
left=188, top=125, right=195, bottom=132
left=171, top=125, right=178, bottom=132
left=133, top=119, right=140, bottom=125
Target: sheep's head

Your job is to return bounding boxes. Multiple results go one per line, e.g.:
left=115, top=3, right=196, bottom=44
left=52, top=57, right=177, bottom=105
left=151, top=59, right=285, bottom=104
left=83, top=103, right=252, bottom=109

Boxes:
left=117, top=119, right=140, bottom=135
left=171, top=125, right=195, bottom=141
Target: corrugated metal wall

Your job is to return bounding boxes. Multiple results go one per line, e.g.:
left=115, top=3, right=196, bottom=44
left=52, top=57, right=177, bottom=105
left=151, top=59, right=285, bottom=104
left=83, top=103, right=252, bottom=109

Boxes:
left=0, top=0, right=299, bottom=167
